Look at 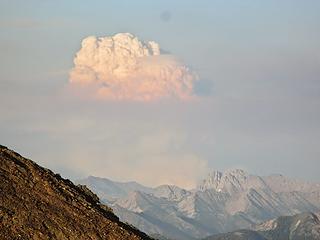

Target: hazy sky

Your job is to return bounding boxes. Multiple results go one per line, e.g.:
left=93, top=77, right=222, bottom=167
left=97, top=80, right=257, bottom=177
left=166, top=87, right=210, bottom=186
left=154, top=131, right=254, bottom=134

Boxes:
left=1, top=0, right=320, bottom=188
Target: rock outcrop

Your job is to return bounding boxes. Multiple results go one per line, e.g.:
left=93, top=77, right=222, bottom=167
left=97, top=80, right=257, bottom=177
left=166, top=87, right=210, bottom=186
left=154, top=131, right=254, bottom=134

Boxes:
left=0, top=145, right=153, bottom=240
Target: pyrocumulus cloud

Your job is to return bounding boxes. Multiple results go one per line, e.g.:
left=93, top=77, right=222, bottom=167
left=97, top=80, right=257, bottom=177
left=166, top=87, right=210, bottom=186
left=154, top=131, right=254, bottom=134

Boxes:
left=69, top=33, right=197, bottom=101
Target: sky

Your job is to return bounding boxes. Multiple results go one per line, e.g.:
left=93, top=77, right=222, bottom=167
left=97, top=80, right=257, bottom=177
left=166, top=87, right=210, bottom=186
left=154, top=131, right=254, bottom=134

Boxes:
left=0, top=0, right=320, bottom=188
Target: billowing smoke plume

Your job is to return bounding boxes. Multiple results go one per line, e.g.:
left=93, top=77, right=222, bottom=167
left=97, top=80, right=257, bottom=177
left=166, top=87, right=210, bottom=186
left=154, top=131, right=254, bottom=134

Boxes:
left=69, top=33, right=197, bottom=101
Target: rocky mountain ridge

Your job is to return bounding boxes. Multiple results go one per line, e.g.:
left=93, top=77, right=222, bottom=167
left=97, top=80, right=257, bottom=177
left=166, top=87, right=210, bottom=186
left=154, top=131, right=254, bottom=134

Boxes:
left=204, top=212, right=320, bottom=240
left=0, top=145, right=153, bottom=240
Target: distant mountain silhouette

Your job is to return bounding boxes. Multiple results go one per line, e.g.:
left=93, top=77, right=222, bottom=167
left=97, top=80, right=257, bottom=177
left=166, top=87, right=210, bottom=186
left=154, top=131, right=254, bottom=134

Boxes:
left=204, top=212, right=320, bottom=240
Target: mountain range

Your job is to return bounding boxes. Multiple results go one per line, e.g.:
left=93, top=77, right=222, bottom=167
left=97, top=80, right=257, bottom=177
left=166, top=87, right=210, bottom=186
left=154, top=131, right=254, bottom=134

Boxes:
left=1, top=144, right=319, bottom=240
left=78, top=169, right=320, bottom=240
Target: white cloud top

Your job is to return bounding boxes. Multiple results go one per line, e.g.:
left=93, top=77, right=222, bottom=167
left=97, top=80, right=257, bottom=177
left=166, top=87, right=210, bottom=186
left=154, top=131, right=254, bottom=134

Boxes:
left=69, top=33, right=197, bottom=101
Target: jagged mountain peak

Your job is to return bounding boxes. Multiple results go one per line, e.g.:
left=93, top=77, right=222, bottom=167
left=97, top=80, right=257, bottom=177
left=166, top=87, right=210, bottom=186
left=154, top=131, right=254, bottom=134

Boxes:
left=224, top=168, right=247, bottom=178
left=200, top=170, right=223, bottom=189
left=197, top=169, right=264, bottom=194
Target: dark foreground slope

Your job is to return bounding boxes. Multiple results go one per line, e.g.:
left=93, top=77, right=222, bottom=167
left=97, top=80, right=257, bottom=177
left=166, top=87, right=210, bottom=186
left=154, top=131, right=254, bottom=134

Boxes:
left=0, top=145, right=153, bottom=240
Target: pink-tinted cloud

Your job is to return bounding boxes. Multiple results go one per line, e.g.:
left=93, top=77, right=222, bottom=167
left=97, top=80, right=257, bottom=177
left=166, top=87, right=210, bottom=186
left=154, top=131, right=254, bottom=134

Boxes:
left=69, top=33, right=197, bottom=101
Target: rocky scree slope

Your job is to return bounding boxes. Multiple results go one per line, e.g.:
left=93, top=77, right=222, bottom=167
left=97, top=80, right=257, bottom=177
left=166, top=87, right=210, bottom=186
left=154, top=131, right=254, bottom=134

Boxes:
left=0, top=145, right=153, bottom=240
